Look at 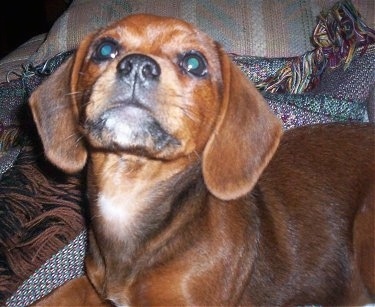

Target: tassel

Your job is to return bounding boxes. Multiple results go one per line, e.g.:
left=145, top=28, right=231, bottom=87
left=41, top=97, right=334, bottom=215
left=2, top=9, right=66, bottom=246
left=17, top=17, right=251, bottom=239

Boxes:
left=257, top=0, right=375, bottom=94
left=313, top=0, right=375, bottom=69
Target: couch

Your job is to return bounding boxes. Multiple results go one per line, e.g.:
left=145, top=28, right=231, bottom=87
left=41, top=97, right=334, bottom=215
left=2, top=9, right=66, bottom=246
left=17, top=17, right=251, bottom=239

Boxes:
left=0, top=0, right=374, bottom=305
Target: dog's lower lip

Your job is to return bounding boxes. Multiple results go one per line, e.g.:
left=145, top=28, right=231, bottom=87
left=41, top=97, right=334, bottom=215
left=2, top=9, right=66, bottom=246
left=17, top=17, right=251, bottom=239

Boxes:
left=101, top=104, right=152, bottom=125
left=85, top=105, right=180, bottom=155
left=108, top=99, right=150, bottom=113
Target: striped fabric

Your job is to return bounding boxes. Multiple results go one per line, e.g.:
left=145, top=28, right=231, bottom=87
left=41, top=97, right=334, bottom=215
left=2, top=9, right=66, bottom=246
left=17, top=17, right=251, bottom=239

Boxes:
left=6, top=232, right=87, bottom=307
left=29, top=0, right=375, bottom=66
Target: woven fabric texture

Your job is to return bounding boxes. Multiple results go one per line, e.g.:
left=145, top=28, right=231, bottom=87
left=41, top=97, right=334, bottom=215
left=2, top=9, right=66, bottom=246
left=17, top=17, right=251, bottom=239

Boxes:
left=0, top=52, right=85, bottom=305
left=27, top=0, right=375, bottom=66
left=0, top=34, right=46, bottom=83
left=6, top=231, right=86, bottom=307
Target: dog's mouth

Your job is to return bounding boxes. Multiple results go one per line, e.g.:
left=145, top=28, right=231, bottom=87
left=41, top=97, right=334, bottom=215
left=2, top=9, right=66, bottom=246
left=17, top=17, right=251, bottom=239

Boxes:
left=82, top=104, right=180, bottom=158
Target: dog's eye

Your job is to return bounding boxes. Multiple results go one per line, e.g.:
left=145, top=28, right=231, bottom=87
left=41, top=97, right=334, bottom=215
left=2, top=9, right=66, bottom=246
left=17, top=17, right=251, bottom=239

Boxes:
left=180, top=51, right=207, bottom=77
left=93, top=40, right=119, bottom=61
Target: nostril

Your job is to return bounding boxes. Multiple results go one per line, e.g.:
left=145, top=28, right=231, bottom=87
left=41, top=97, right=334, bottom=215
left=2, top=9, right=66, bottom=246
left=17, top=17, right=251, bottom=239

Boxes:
left=117, top=58, right=133, bottom=76
left=117, top=54, right=160, bottom=81
left=142, top=62, right=160, bottom=79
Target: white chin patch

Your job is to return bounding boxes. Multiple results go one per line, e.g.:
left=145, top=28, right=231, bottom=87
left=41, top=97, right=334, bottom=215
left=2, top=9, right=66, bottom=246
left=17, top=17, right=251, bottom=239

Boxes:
left=104, top=108, right=143, bottom=146
left=99, top=106, right=178, bottom=152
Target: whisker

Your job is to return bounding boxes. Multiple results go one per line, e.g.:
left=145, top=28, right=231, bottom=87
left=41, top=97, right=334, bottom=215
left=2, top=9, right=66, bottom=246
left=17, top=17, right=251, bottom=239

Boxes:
left=74, top=135, right=85, bottom=145
left=63, top=132, right=83, bottom=143
left=167, top=102, right=201, bottom=123
left=192, top=149, right=201, bottom=161
left=90, top=213, right=103, bottom=222
left=79, top=101, right=91, bottom=109
left=46, top=103, right=72, bottom=113
left=64, top=91, right=83, bottom=97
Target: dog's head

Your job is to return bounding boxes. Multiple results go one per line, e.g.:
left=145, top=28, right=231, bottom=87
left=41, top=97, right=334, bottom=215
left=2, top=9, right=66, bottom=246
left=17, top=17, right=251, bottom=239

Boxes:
left=29, top=14, right=282, bottom=200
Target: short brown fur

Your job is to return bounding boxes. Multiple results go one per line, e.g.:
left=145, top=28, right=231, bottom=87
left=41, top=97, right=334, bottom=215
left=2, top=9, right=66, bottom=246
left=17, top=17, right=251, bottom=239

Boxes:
left=30, top=14, right=374, bottom=306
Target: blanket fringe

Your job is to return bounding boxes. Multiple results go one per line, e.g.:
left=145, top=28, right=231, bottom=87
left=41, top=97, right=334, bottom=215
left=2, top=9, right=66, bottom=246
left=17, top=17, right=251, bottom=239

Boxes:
left=0, top=146, right=85, bottom=301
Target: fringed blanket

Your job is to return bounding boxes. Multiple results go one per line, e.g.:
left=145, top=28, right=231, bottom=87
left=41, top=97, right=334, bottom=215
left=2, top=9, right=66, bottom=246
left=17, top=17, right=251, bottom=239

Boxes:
left=0, top=0, right=374, bottom=305
left=0, top=51, right=86, bottom=304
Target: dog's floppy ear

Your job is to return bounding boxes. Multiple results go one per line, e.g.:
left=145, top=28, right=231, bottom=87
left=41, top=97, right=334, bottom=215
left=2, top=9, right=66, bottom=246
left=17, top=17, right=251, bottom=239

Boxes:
left=202, top=47, right=283, bottom=201
left=29, top=56, right=87, bottom=173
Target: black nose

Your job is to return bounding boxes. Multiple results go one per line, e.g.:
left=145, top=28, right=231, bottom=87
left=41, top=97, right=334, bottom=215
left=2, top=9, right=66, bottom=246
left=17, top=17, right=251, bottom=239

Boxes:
left=117, top=54, right=161, bottom=82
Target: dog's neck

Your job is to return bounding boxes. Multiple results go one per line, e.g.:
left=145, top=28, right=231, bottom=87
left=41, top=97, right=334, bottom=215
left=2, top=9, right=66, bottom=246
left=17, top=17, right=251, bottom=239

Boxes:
left=86, top=151, right=207, bottom=269
left=84, top=151, right=261, bottom=303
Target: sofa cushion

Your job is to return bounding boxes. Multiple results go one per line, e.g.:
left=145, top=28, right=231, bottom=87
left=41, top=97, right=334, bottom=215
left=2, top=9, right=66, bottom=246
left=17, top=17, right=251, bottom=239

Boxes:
left=0, top=34, right=46, bottom=83
left=29, top=0, right=375, bottom=65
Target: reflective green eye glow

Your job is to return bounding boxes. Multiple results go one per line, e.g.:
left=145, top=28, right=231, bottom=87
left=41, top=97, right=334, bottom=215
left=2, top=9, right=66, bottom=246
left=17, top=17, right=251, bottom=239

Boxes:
left=180, top=51, right=207, bottom=77
left=93, top=40, right=119, bottom=61
left=100, top=44, right=115, bottom=58
left=186, top=57, right=200, bottom=71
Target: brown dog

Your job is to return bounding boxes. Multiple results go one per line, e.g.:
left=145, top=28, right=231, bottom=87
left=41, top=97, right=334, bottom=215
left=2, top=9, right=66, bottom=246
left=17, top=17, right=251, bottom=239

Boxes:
left=29, top=14, right=374, bottom=306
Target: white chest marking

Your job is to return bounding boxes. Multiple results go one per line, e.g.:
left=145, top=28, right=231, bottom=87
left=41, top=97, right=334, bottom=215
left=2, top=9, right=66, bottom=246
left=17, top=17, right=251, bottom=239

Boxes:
left=97, top=185, right=147, bottom=240
left=98, top=193, right=132, bottom=223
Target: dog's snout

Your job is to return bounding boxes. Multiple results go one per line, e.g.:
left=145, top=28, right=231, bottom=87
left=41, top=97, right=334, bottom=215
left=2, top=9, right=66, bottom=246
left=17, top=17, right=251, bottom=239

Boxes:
left=117, top=54, right=161, bottom=81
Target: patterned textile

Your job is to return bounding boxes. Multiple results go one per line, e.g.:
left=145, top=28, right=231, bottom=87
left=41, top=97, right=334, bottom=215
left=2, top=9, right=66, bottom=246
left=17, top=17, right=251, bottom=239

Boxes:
left=0, top=52, right=73, bottom=178
left=232, top=44, right=374, bottom=129
left=0, top=52, right=86, bottom=304
left=311, top=45, right=375, bottom=103
left=0, top=34, right=46, bottom=83
left=264, top=92, right=367, bottom=129
left=232, top=0, right=375, bottom=127
left=242, top=0, right=375, bottom=94
left=6, top=231, right=86, bottom=307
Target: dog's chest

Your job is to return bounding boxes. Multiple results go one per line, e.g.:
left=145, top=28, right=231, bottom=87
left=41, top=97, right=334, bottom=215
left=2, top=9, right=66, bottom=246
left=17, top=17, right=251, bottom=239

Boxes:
left=91, top=157, right=151, bottom=237
left=98, top=190, right=140, bottom=225
left=96, top=179, right=151, bottom=241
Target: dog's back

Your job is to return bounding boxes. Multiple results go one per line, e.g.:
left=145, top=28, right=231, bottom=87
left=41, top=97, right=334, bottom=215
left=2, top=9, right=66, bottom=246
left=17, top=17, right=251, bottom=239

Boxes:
left=247, top=123, right=375, bottom=305
left=263, top=123, right=374, bottom=198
